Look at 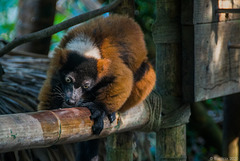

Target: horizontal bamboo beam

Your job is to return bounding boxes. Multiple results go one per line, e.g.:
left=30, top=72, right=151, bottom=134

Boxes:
left=0, top=92, right=190, bottom=153
left=0, top=103, right=149, bottom=153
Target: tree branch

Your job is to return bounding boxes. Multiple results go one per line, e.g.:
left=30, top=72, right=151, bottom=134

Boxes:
left=0, top=0, right=122, bottom=57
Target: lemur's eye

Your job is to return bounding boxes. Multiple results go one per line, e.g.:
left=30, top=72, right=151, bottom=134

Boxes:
left=65, top=77, right=72, bottom=83
left=82, top=80, right=92, bottom=89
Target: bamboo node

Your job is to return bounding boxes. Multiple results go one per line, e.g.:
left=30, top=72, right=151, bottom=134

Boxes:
left=49, top=110, right=62, bottom=145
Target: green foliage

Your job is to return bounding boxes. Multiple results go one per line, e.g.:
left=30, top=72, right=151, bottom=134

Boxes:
left=205, top=98, right=223, bottom=110
left=0, top=0, right=17, bottom=13
left=135, top=0, right=156, bottom=63
left=0, top=0, right=18, bottom=41
left=0, top=0, right=88, bottom=47
left=51, top=0, right=88, bottom=50
left=135, top=0, right=155, bottom=33
left=50, top=13, right=67, bottom=50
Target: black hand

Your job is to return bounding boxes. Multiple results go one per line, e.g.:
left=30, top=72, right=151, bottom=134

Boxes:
left=80, top=102, right=116, bottom=122
left=107, top=112, right=116, bottom=123
left=80, top=102, right=105, bottom=135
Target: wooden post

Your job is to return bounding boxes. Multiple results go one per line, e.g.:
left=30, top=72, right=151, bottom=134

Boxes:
left=153, top=0, right=187, bottom=160
left=106, top=132, right=133, bottom=161
left=223, top=94, right=240, bottom=158
left=16, top=0, right=57, bottom=55
left=107, top=1, right=135, bottom=161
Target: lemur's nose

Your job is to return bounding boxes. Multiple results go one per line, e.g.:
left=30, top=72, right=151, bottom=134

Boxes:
left=66, top=98, right=76, bottom=105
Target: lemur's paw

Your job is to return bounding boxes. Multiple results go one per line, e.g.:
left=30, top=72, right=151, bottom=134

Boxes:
left=107, top=112, right=116, bottom=123
left=79, top=102, right=105, bottom=135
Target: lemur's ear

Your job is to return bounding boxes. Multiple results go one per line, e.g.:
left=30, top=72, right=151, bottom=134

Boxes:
left=50, top=48, right=69, bottom=69
left=97, top=58, right=111, bottom=80
left=47, top=48, right=68, bottom=75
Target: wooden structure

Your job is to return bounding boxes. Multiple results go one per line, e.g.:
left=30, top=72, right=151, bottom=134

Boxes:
left=181, top=1, right=240, bottom=158
left=182, top=0, right=240, bottom=102
left=1, top=0, right=240, bottom=160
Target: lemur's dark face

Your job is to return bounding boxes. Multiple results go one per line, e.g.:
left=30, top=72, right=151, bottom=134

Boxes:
left=54, top=52, right=98, bottom=107
left=60, top=71, right=95, bottom=106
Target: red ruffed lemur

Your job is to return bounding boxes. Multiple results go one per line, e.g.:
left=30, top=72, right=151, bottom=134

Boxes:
left=38, top=14, right=156, bottom=135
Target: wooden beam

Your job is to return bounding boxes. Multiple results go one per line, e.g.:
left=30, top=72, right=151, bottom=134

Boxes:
left=0, top=91, right=163, bottom=153
left=181, top=0, right=240, bottom=25
left=182, top=20, right=240, bottom=102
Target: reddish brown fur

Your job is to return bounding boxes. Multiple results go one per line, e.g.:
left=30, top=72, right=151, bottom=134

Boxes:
left=59, top=14, right=147, bottom=73
left=38, top=14, right=156, bottom=114
left=96, top=38, right=133, bottom=112
left=121, top=62, right=156, bottom=112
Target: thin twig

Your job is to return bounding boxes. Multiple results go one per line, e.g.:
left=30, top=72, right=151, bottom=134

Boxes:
left=0, top=0, right=122, bottom=57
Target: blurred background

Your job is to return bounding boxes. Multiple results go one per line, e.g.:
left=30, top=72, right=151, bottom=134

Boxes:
left=0, top=0, right=225, bottom=160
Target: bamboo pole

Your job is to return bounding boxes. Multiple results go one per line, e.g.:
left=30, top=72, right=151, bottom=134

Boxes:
left=106, top=1, right=135, bottom=161
left=106, top=132, right=133, bottom=161
left=153, top=0, right=188, bottom=160
left=0, top=91, right=190, bottom=156
left=0, top=102, right=150, bottom=153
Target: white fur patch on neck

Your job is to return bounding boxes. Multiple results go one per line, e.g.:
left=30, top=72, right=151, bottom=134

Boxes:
left=66, top=35, right=101, bottom=59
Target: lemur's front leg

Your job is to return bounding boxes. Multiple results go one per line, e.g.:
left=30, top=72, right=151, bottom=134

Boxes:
left=79, top=102, right=115, bottom=135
